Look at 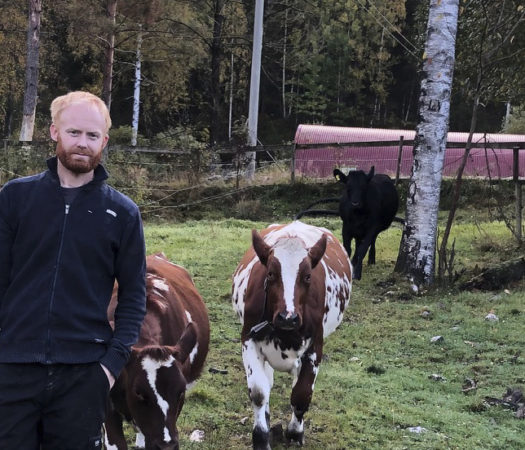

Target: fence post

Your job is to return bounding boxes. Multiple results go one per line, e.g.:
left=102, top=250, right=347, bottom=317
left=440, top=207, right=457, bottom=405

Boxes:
left=395, top=136, right=404, bottom=185
left=513, top=146, right=522, bottom=243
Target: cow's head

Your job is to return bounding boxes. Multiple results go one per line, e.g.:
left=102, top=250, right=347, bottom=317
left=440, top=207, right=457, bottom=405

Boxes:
left=124, top=322, right=197, bottom=450
left=334, top=166, right=375, bottom=210
left=252, top=229, right=327, bottom=332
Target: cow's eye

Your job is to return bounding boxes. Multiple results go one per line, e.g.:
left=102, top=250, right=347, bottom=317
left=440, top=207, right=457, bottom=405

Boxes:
left=267, top=271, right=274, bottom=281
left=304, top=274, right=311, bottom=283
left=135, top=390, right=148, bottom=403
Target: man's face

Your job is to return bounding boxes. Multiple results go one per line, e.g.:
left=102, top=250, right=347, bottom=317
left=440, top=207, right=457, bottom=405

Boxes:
left=50, top=103, right=109, bottom=174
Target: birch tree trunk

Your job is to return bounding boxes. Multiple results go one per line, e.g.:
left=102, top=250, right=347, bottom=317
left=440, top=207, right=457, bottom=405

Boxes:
left=101, top=0, right=117, bottom=109
left=131, top=25, right=143, bottom=147
left=19, top=0, right=42, bottom=142
left=394, top=0, right=459, bottom=287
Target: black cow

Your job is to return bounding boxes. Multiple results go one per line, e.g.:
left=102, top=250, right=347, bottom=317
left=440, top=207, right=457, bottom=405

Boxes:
left=333, top=166, right=400, bottom=280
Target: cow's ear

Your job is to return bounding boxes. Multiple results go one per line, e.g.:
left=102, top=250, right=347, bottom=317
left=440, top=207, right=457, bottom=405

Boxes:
left=367, top=166, right=375, bottom=181
left=252, top=229, right=271, bottom=266
left=333, top=169, right=347, bottom=183
left=308, top=234, right=327, bottom=269
left=173, top=322, right=197, bottom=364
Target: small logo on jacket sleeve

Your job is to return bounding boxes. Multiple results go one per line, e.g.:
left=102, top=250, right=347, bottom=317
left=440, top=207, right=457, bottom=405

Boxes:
left=105, top=209, right=117, bottom=218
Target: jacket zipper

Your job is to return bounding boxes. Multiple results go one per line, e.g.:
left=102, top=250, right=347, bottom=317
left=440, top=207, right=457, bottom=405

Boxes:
left=45, top=203, right=70, bottom=363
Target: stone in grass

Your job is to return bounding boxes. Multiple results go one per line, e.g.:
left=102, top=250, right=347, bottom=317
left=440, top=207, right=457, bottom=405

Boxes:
left=430, top=335, right=443, bottom=343
left=190, top=430, right=205, bottom=442
left=420, top=308, right=432, bottom=319
left=485, top=312, right=499, bottom=322
left=408, top=426, right=427, bottom=434
left=429, top=373, right=447, bottom=382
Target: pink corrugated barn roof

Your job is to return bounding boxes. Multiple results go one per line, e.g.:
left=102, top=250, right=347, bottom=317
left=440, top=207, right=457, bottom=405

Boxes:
left=294, top=124, right=525, bottom=179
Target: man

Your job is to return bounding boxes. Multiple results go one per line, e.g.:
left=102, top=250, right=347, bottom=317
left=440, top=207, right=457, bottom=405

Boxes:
left=0, top=91, right=146, bottom=449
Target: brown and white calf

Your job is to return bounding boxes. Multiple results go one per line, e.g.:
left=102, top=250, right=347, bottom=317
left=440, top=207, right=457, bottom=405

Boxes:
left=232, top=221, right=352, bottom=449
left=105, top=253, right=210, bottom=450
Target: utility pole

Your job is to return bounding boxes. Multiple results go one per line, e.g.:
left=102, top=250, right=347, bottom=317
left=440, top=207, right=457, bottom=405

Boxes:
left=245, top=0, right=264, bottom=180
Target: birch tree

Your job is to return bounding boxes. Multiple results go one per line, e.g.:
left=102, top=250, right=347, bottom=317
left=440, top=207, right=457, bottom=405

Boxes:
left=131, top=25, right=142, bottom=147
left=101, top=0, right=117, bottom=109
left=19, top=0, right=42, bottom=142
left=394, top=0, right=460, bottom=287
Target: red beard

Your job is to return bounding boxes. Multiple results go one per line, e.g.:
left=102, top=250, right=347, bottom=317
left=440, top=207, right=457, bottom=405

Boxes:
left=56, top=139, right=102, bottom=174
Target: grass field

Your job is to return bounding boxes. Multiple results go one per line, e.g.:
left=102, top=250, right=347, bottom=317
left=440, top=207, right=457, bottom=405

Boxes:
left=131, top=214, right=525, bottom=450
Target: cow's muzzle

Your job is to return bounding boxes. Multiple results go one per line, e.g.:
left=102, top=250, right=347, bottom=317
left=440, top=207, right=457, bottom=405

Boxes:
left=274, top=311, right=300, bottom=331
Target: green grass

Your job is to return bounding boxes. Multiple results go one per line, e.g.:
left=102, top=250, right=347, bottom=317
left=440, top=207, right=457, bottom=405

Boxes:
left=132, top=216, right=525, bottom=450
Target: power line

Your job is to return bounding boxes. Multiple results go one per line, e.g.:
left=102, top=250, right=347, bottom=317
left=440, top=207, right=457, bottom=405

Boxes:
left=354, top=0, right=420, bottom=60
left=365, top=0, right=419, bottom=53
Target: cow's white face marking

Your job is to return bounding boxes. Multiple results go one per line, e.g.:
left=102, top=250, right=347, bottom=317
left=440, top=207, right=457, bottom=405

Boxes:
left=141, top=355, right=175, bottom=443
left=185, top=310, right=193, bottom=322
left=272, top=238, right=308, bottom=314
left=151, top=277, right=169, bottom=294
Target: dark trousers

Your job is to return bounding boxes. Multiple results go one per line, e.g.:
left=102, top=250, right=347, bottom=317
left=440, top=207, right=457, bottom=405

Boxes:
left=0, top=362, right=110, bottom=450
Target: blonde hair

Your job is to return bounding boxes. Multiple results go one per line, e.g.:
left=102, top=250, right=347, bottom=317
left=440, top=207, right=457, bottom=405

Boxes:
left=50, top=91, right=112, bottom=134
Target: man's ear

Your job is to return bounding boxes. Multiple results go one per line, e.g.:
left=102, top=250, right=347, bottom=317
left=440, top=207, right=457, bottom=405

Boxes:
left=50, top=123, right=58, bottom=142
left=103, top=134, right=109, bottom=148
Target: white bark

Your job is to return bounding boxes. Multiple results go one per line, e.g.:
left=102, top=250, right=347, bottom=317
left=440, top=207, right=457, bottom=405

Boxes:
left=102, top=0, right=117, bottom=109
left=228, top=44, right=234, bottom=141
left=131, top=26, right=143, bottom=147
left=396, top=0, right=460, bottom=286
left=246, top=0, right=264, bottom=180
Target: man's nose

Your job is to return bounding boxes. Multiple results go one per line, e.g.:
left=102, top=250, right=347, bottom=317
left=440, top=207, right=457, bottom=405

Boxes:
left=77, top=133, right=88, bottom=148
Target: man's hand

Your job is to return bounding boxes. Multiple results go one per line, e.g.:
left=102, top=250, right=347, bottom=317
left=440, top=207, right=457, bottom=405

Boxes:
left=100, top=363, right=115, bottom=389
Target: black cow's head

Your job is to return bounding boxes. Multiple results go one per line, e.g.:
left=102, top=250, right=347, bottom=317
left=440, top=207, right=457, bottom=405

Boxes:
left=123, top=323, right=197, bottom=450
left=252, top=229, right=327, bottom=332
left=334, top=166, right=375, bottom=210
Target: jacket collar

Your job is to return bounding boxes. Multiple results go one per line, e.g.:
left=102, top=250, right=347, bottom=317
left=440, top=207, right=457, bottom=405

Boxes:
left=46, top=156, right=109, bottom=185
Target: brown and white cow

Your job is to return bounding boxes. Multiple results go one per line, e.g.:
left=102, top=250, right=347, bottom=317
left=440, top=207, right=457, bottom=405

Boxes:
left=232, top=221, right=352, bottom=449
left=105, top=253, right=210, bottom=450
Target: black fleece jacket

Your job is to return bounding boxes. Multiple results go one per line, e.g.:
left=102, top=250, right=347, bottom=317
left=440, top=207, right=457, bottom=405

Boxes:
left=0, top=157, right=146, bottom=377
